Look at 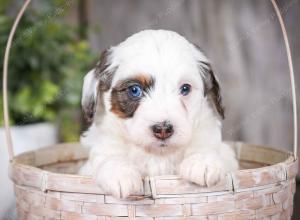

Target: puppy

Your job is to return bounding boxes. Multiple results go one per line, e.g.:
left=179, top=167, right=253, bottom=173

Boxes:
left=79, top=30, right=238, bottom=199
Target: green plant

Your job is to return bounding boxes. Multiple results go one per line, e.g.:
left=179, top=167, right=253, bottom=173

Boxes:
left=0, top=2, right=97, bottom=141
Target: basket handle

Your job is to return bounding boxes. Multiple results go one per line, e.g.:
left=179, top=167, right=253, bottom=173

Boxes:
left=270, top=0, right=298, bottom=159
left=3, top=0, right=31, bottom=161
left=2, top=0, right=297, bottom=161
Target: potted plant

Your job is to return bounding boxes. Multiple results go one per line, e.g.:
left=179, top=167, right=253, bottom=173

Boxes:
left=0, top=1, right=97, bottom=218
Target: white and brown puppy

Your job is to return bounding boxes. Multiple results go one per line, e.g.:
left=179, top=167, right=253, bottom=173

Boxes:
left=80, top=30, right=238, bottom=198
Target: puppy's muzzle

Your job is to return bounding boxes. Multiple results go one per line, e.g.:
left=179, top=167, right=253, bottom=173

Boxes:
left=151, top=121, right=174, bottom=140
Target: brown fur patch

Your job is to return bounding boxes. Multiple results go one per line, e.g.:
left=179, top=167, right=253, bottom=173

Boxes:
left=110, top=74, right=155, bottom=118
left=200, top=61, right=225, bottom=119
left=95, top=49, right=115, bottom=92
left=193, top=44, right=225, bottom=119
left=82, top=48, right=116, bottom=122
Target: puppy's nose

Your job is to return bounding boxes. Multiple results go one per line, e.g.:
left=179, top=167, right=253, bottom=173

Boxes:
left=151, top=121, right=174, bottom=140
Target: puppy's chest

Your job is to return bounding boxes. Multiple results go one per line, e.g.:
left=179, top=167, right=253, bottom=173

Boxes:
left=129, top=151, right=183, bottom=177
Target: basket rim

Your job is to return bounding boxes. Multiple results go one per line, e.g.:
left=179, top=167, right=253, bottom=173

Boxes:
left=9, top=141, right=298, bottom=198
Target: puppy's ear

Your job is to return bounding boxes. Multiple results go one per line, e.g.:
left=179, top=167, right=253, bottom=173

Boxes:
left=193, top=44, right=224, bottom=119
left=81, top=49, right=114, bottom=122
left=200, top=61, right=225, bottom=119
left=81, top=69, right=98, bottom=122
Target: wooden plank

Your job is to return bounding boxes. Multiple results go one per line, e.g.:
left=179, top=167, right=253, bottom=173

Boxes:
left=231, top=164, right=286, bottom=190
left=149, top=175, right=231, bottom=198
left=136, top=204, right=183, bottom=217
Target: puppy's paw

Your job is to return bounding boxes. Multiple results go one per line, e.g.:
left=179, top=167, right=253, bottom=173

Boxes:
left=95, top=163, right=143, bottom=199
left=179, top=154, right=225, bottom=187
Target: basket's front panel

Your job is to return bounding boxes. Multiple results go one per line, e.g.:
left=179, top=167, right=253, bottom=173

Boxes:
left=14, top=178, right=295, bottom=220
left=12, top=143, right=297, bottom=219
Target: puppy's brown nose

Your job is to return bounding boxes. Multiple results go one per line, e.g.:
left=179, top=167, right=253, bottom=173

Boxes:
left=151, top=121, right=174, bottom=140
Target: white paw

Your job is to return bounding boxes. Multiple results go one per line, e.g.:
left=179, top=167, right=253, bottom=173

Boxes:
left=179, top=154, right=225, bottom=187
left=95, top=162, right=143, bottom=199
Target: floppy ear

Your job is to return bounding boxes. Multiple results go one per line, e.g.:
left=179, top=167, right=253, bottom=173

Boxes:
left=81, top=49, right=114, bottom=122
left=199, top=61, right=225, bottom=119
left=81, top=69, right=98, bottom=122
left=192, top=44, right=224, bottom=119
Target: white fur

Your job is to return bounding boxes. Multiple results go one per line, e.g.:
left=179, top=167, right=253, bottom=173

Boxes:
left=80, top=30, right=238, bottom=198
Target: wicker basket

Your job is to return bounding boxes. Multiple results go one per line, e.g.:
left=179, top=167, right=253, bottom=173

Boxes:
left=2, top=0, right=298, bottom=219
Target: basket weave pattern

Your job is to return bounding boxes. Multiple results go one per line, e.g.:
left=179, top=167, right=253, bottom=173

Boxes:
left=15, top=179, right=295, bottom=220
left=10, top=142, right=298, bottom=220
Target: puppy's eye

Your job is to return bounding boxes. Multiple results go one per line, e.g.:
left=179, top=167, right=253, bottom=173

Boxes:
left=180, top=84, right=192, bottom=96
left=128, top=85, right=143, bottom=98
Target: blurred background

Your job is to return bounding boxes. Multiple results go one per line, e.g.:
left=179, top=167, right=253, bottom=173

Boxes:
left=0, top=0, right=299, bottom=219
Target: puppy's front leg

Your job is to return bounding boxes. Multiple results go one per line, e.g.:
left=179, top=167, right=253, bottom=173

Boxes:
left=180, top=152, right=224, bottom=187
left=92, top=155, right=143, bottom=199
left=179, top=143, right=237, bottom=187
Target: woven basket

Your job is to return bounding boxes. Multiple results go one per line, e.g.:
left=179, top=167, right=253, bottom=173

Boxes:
left=2, top=0, right=298, bottom=219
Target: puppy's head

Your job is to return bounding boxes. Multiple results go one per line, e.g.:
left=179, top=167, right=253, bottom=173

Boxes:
left=82, top=30, right=224, bottom=154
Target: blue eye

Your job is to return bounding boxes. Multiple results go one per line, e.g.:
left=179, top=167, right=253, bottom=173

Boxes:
left=180, top=84, right=192, bottom=96
left=128, top=85, right=143, bottom=98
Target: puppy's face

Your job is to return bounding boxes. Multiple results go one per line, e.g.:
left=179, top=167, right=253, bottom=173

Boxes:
left=82, top=30, right=224, bottom=154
